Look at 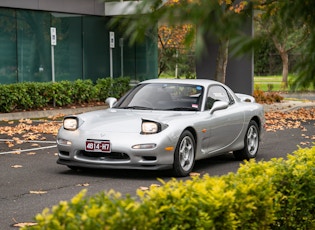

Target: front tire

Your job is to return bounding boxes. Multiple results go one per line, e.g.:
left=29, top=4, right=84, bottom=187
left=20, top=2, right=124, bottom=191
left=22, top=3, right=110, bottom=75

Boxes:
left=173, top=130, right=196, bottom=177
left=234, top=120, right=259, bottom=160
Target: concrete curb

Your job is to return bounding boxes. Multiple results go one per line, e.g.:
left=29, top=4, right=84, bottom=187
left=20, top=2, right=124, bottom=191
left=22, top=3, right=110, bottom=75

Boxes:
left=263, top=101, right=315, bottom=112
left=0, top=106, right=108, bottom=121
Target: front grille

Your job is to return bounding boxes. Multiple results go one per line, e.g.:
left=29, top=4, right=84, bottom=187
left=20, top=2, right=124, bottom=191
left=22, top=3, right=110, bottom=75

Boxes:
left=78, top=150, right=130, bottom=160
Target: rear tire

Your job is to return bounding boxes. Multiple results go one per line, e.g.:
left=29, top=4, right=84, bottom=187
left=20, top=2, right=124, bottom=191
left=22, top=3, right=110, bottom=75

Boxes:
left=173, top=130, right=196, bottom=177
left=234, top=120, right=259, bottom=160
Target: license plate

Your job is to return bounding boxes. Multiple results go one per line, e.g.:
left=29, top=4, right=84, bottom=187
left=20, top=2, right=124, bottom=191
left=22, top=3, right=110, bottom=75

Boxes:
left=85, top=140, right=111, bottom=153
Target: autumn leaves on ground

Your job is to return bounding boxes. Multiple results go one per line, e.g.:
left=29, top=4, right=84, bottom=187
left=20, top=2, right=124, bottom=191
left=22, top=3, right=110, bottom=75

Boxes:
left=265, top=108, right=315, bottom=146
left=0, top=114, right=63, bottom=154
left=1, top=107, right=315, bottom=152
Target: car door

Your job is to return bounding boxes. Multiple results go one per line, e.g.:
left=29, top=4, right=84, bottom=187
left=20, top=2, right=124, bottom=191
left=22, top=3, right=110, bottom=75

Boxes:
left=201, top=85, right=245, bottom=155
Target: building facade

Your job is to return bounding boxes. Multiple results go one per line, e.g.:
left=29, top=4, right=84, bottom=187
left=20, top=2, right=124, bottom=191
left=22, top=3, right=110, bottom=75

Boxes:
left=0, top=0, right=158, bottom=84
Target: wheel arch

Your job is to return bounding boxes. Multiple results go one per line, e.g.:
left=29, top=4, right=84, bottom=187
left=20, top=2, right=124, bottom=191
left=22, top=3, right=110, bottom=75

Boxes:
left=183, top=126, right=197, bottom=149
left=250, top=116, right=262, bottom=131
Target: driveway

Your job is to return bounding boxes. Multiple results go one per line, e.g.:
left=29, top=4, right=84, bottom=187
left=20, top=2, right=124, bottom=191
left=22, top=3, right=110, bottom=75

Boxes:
left=0, top=101, right=314, bottom=229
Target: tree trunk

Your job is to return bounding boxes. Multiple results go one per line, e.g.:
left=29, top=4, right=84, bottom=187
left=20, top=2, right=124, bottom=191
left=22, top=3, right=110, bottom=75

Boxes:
left=280, top=51, right=289, bottom=87
left=215, top=38, right=229, bottom=83
left=272, top=37, right=289, bottom=87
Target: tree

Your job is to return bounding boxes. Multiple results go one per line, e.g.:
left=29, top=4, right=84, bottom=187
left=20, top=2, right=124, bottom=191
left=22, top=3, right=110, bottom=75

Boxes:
left=256, top=0, right=315, bottom=89
left=158, top=23, right=194, bottom=77
left=254, top=1, right=309, bottom=87
left=113, top=0, right=252, bottom=83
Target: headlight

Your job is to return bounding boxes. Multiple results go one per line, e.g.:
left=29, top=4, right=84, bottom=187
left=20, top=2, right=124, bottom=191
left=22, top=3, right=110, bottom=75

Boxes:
left=141, top=119, right=168, bottom=134
left=63, top=117, right=78, bottom=130
left=142, top=121, right=159, bottom=134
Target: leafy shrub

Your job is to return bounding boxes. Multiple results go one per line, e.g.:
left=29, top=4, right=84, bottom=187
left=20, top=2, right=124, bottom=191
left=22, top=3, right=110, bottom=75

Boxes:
left=0, top=77, right=131, bottom=113
left=72, top=79, right=98, bottom=104
left=95, top=78, right=113, bottom=101
left=0, top=84, right=18, bottom=112
left=110, top=77, right=131, bottom=99
left=270, top=147, right=315, bottom=229
left=22, top=145, right=315, bottom=229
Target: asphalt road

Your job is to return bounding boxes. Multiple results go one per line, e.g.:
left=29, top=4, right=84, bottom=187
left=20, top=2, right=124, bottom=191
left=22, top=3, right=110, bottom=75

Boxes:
left=0, top=120, right=315, bottom=229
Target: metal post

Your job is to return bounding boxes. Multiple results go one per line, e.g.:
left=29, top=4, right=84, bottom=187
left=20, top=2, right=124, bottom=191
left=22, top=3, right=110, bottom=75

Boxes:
left=109, top=31, right=115, bottom=79
left=120, top=38, right=124, bottom=77
left=50, top=27, right=57, bottom=107
left=51, top=45, right=55, bottom=83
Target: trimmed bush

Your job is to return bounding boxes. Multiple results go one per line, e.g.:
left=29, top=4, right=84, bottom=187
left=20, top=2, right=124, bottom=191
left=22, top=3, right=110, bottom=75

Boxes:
left=23, top=145, right=315, bottom=229
left=0, top=77, right=131, bottom=113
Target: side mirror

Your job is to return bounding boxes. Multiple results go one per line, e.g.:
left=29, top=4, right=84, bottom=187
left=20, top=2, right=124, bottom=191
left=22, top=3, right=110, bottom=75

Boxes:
left=210, top=101, right=229, bottom=114
left=105, top=97, right=117, bottom=108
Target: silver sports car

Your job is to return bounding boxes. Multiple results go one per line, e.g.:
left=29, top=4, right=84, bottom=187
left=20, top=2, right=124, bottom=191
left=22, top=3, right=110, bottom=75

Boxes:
left=57, top=79, right=264, bottom=177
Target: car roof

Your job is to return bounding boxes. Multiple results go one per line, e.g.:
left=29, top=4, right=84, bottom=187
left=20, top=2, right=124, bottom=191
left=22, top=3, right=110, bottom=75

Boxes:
left=140, top=78, right=221, bottom=88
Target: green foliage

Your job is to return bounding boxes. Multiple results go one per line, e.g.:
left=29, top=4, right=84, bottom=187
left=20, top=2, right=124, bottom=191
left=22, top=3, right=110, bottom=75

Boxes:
left=51, top=81, right=74, bottom=107
left=0, top=84, right=18, bottom=112
left=0, top=77, right=131, bottom=113
left=95, top=78, right=113, bottom=101
left=23, top=145, right=315, bottom=229
left=110, top=77, right=131, bottom=98
left=72, top=79, right=98, bottom=104
left=256, top=0, right=315, bottom=88
left=271, top=147, right=315, bottom=229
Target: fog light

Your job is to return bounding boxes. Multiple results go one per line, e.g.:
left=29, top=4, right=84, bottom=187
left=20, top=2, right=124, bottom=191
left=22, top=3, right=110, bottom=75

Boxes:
left=132, top=143, right=156, bottom=149
left=57, top=138, right=72, bottom=146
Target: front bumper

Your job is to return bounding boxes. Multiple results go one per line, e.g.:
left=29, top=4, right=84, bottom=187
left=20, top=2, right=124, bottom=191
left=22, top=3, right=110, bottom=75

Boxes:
left=57, top=128, right=177, bottom=170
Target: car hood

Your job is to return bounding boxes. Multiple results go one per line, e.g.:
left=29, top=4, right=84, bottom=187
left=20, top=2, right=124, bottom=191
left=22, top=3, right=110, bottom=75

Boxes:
left=74, top=108, right=196, bottom=133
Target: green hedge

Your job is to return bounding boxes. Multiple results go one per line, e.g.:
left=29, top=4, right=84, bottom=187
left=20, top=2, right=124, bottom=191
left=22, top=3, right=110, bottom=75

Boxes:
left=23, top=146, right=315, bottom=229
left=0, top=77, right=131, bottom=113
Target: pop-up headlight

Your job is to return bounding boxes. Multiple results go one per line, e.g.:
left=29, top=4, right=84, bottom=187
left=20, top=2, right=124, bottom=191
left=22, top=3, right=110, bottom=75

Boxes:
left=141, top=119, right=168, bottom=134
left=63, top=117, right=79, bottom=130
left=142, top=121, right=159, bottom=134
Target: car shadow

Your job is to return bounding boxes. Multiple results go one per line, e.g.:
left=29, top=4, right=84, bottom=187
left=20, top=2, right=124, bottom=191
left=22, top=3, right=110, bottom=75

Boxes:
left=59, top=166, right=173, bottom=180
left=58, top=153, right=242, bottom=180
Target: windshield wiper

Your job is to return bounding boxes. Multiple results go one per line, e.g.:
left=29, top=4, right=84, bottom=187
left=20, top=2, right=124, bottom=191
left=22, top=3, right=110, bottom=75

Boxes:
left=166, top=107, right=198, bottom=111
left=119, top=106, right=153, bottom=110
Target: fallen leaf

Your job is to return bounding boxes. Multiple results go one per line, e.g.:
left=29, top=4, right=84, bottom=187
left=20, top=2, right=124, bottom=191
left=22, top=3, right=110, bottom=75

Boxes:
left=11, top=165, right=23, bottom=168
left=6, top=141, right=14, bottom=148
left=190, top=172, right=201, bottom=177
left=30, top=190, right=47, bottom=194
left=139, top=186, right=149, bottom=191
left=13, top=222, right=37, bottom=227
left=76, top=183, right=89, bottom=187
left=300, top=142, right=310, bottom=146
left=27, top=152, right=37, bottom=155
left=150, top=184, right=160, bottom=188
left=12, top=150, right=21, bottom=154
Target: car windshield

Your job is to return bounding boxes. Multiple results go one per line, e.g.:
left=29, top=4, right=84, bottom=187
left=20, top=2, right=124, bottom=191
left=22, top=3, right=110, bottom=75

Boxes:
left=115, top=83, right=204, bottom=111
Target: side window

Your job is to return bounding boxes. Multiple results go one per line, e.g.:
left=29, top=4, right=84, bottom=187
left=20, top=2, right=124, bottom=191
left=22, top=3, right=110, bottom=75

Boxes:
left=205, top=85, right=233, bottom=110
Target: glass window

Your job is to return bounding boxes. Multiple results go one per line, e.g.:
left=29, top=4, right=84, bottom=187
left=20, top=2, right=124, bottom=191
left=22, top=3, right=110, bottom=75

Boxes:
left=0, top=8, right=17, bottom=84
left=135, top=29, right=158, bottom=81
left=116, top=83, right=203, bottom=111
left=83, top=16, right=108, bottom=81
left=51, top=13, right=83, bottom=81
left=0, top=8, right=158, bottom=84
left=17, top=10, right=51, bottom=82
left=205, top=85, right=234, bottom=110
